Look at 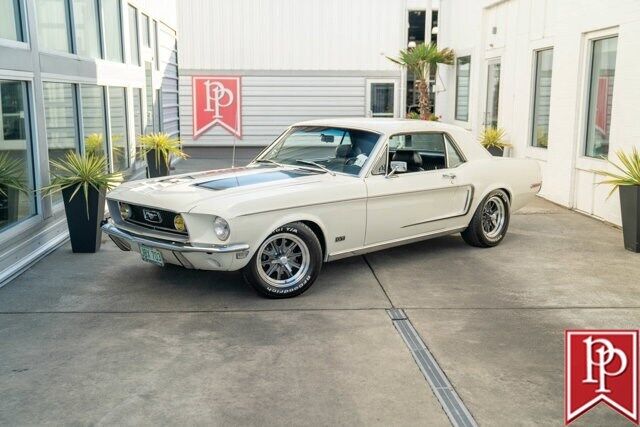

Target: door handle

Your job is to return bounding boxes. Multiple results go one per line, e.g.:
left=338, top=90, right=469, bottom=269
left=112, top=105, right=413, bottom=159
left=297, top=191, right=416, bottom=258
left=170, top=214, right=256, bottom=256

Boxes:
left=442, top=173, right=456, bottom=180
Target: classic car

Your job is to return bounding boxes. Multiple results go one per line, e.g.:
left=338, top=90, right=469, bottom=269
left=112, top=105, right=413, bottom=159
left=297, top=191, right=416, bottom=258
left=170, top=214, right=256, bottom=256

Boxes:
left=102, top=118, right=542, bottom=298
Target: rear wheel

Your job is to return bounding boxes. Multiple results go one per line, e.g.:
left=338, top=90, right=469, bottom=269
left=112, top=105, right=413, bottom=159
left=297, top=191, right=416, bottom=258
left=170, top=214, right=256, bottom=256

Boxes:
left=243, top=222, right=322, bottom=298
left=461, top=190, right=510, bottom=247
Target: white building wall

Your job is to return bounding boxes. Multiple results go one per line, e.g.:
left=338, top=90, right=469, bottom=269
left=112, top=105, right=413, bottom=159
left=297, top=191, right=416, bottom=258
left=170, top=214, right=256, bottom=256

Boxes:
left=436, top=0, right=640, bottom=226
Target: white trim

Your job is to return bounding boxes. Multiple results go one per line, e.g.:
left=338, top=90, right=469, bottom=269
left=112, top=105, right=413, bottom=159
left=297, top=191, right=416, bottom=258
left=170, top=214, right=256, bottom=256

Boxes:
left=365, top=78, right=400, bottom=118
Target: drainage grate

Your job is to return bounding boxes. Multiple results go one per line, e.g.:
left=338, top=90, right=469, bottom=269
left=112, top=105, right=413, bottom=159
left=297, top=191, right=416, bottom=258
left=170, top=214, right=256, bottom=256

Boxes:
left=388, top=309, right=478, bottom=427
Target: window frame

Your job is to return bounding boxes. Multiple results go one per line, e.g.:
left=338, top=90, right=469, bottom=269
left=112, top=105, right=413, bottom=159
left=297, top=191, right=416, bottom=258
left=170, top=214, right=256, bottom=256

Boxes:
left=127, top=4, right=141, bottom=65
left=529, top=47, right=554, bottom=149
left=0, top=0, right=27, bottom=46
left=71, top=0, right=104, bottom=59
left=454, top=55, right=471, bottom=122
left=100, top=0, right=125, bottom=62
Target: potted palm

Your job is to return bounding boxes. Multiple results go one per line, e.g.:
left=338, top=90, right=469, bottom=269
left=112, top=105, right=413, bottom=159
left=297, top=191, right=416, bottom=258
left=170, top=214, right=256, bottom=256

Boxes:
left=388, top=43, right=454, bottom=120
left=0, top=153, right=30, bottom=223
left=43, top=152, right=122, bottom=253
left=596, top=147, right=640, bottom=253
left=139, top=133, right=188, bottom=178
left=479, top=127, right=512, bottom=157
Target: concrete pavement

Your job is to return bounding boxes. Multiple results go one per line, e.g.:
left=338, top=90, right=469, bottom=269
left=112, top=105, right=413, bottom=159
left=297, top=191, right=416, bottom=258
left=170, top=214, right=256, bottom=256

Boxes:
left=1, top=161, right=639, bottom=425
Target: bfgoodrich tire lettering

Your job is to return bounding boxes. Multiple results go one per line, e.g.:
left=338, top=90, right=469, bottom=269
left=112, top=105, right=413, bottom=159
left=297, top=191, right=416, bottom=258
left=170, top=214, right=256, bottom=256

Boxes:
left=461, top=189, right=511, bottom=248
left=243, top=222, right=323, bottom=298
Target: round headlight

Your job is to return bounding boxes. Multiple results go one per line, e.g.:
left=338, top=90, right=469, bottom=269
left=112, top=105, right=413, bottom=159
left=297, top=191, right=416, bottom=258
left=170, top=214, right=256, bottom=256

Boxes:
left=173, top=214, right=186, bottom=232
left=213, top=216, right=230, bottom=241
left=119, top=203, right=132, bottom=220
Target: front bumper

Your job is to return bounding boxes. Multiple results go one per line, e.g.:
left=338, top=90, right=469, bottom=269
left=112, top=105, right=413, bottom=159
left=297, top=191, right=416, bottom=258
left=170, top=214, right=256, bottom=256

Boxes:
left=101, top=222, right=250, bottom=270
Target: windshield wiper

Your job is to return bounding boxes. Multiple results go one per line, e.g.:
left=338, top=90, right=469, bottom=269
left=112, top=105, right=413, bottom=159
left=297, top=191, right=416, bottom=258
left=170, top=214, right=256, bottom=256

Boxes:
left=296, top=160, right=336, bottom=176
left=253, top=158, right=283, bottom=167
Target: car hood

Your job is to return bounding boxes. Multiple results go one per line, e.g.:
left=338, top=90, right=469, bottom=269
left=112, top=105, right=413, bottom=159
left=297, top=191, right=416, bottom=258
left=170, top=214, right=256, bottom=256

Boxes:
left=107, top=165, right=344, bottom=213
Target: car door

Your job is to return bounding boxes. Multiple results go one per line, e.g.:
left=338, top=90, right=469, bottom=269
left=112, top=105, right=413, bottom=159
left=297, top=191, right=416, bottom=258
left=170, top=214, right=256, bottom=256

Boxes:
left=364, top=132, right=471, bottom=246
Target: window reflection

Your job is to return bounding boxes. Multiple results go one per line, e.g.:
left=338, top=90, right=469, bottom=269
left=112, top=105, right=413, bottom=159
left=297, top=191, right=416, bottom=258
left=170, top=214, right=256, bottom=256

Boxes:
left=109, top=87, right=129, bottom=171
left=80, top=84, right=107, bottom=157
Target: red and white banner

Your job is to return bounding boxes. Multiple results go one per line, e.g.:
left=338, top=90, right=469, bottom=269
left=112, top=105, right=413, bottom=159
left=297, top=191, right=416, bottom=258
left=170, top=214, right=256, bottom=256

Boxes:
left=192, top=76, right=242, bottom=139
left=565, top=330, right=639, bottom=424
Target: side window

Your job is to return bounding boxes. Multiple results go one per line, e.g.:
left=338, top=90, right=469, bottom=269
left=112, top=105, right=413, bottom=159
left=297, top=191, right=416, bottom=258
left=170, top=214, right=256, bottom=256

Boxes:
left=387, top=133, right=447, bottom=172
left=445, top=135, right=465, bottom=168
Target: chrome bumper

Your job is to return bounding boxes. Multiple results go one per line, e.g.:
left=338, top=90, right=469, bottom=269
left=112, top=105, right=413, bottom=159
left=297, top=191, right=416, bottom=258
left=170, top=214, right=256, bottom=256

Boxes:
left=101, top=222, right=250, bottom=254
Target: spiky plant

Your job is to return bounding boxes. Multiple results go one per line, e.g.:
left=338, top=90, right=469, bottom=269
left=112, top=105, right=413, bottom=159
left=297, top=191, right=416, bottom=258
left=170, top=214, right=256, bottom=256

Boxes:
left=138, top=133, right=188, bottom=170
left=85, top=133, right=105, bottom=155
left=479, top=127, right=512, bottom=149
left=388, top=43, right=455, bottom=120
left=0, top=152, right=30, bottom=197
left=42, top=152, right=123, bottom=217
left=596, top=147, right=640, bottom=196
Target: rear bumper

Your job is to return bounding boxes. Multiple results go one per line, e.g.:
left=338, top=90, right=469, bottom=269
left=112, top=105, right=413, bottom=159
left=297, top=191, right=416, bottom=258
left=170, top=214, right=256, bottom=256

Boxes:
left=101, top=222, right=250, bottom=270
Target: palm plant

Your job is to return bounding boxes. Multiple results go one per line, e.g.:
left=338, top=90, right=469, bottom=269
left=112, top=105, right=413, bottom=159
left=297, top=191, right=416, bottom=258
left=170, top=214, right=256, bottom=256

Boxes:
left=0, top=152, right=30, bottom=196
left=388, top=43, right=455, bottom=120
left=42, top=152, right=123, bottom=217
left=596, top=147, right=640, bottom=196
left=138, top=133, right=188, bottom=171
left=479, top=127, right=511, bottom=149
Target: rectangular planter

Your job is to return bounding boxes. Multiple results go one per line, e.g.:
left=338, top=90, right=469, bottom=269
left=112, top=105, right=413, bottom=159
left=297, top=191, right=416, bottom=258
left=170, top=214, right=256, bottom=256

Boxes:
left=62, top=185, right=106, bottom=253
left=146, top=150, right=169, bottom=178
left=619, top=185, right=640, bottom=253
left=487, top=146, right=504, bottom=157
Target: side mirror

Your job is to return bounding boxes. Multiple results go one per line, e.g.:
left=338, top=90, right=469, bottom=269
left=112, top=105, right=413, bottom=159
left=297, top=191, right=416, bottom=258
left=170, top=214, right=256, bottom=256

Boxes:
left=387, top=161, right=407, bottom=177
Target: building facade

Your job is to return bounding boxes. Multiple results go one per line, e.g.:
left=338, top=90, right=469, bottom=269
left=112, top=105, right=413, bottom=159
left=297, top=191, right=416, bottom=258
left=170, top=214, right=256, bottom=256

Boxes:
left=0, top=0, right=179, bottom=284
left=177, top=0, right=438, bottom=156
left=435, top=0, right=640, bottom=226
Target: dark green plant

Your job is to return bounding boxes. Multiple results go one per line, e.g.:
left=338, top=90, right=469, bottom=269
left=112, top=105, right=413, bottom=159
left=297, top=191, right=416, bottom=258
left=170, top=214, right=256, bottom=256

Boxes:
left=596, top=147, right=640, bottom=196
left=138, top=133, right=188, bottom=170
left=0, top=152, right=30, bottom=196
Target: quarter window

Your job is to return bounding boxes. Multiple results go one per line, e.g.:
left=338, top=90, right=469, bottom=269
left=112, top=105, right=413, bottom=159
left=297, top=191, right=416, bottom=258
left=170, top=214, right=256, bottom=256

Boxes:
left=0, top=0, right=23, bottom=41
left=531, top=49, right=553, bottom=148
left=455, top=56, right=471, bottom=121
left=585, top=36, right=618, bottom=158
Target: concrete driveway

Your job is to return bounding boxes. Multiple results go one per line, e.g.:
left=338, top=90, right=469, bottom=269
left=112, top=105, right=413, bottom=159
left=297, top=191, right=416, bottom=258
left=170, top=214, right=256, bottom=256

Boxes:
left=1, top=171, right=639, bottom=425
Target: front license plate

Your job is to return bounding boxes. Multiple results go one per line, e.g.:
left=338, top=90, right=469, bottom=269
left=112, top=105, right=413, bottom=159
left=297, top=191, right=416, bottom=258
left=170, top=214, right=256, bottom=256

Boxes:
left=140, top=245, right=164, bottom=266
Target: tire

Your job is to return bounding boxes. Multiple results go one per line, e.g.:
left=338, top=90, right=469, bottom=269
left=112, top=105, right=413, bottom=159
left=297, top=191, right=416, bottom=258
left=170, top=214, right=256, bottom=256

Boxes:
left=461, top=189, right=511, bottom=248
left=243, top=222, right=323, bottom=298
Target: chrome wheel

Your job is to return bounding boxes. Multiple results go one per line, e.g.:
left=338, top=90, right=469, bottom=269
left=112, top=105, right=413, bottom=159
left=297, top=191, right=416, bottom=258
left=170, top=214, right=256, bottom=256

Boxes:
left=256, top=233, right=310, bottom=288
left=482, top=195, right=506, bottom=239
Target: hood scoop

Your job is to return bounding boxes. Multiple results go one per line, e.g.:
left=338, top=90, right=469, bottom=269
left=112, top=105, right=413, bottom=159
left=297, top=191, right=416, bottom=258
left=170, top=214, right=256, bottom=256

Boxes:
left=196, top=169, right=316, bottom=191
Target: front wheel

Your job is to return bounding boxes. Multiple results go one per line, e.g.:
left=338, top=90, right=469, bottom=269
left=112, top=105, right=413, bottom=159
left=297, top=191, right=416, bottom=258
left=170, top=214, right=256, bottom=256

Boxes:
left=461, top=190, right=511, bottom=247
left=243, top=222, right=322, bottom=298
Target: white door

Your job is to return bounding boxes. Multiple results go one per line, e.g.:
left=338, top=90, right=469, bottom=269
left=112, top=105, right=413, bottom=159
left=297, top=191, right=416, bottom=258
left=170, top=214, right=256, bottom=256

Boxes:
left=364, top=132, right=471, bottom=246
left=366, top=79, right=398, bottom=118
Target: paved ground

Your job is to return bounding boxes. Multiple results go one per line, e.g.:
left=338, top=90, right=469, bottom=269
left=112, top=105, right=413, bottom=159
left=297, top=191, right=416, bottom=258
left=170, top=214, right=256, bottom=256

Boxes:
left=1, top=159, right=639, bottom=425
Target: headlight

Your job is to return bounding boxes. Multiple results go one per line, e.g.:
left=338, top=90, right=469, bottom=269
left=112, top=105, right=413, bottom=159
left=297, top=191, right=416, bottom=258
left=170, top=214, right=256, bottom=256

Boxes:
left=213, top=216, right=230, bottom=241
left=119, top=203, right=132, bottom=220
left=173, top=214, right=186, bottom=232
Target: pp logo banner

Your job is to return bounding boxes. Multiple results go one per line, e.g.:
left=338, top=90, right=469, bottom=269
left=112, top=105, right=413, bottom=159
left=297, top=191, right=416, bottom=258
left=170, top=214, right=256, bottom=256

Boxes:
left=192, top=76, right=242, bottom=139
left=565, top=330, right=638, bottom=424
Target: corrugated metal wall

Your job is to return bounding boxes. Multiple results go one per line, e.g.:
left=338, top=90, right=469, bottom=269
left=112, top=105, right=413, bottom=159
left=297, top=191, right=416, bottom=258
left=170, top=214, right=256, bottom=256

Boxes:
left=158, top=23, right=180, bottom=138
left=179, top=72, right=399, bottom=146
left=177, top=0, right=406, bottom=71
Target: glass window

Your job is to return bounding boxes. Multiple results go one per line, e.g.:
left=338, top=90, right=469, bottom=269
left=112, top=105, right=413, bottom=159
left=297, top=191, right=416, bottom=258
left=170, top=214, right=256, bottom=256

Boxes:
left=531, top=49, right=553, bottom=148
left=0, top=0, right=23, bottom=41
left=43, top=82, right=78, bottom=204
left=132, top=87, right=143, bottom=137
left=155, top=88, right=161, bottom=132
left=108, top=87, right=128, bottom=171
left=388, top=132, right=465, bottom=172
left=102, top=0, right=123, bottom=62
left=73, top=0, right=101, bottom=58
left=445, top=135, right=465, bottom=168
left=455, top=56, right=471, bottom=121
left=128, top=5, right=140, bottom=65
left=262, top=126, right=380, bottom=176
left=145, top=62, right=154, bottom=132
left=80, top=84, right=107, bottom=157
left=153, top=20, right=159, bottom=69
left=0, top=80, right=35, bottom=231
left=585, top=36, right=618, bottom=158
left=369, top=83, right=394, bottom=117
left=36, top=0, right=72, bottom=52
left=141, top=13, right=150, bottom=47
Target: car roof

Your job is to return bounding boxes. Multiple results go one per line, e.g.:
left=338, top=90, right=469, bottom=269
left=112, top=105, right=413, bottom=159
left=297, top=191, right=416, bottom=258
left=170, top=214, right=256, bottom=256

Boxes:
left=292, top=117, right=464, bottom=135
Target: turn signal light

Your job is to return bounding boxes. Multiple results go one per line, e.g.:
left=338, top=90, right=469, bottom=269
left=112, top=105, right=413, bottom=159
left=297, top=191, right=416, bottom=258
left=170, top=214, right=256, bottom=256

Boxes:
left=174, top=214, right=186, bottom=232
left=119, top=203, right=132, bottom=220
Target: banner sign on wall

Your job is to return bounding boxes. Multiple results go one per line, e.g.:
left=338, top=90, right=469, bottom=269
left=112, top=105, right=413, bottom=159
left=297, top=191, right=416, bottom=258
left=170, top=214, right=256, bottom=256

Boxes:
left=192, top=76, right=242, bottom=139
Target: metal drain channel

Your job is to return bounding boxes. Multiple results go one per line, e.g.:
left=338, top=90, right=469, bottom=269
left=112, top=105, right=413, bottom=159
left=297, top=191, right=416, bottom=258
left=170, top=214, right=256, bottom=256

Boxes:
left=387, top=309, right=478, bottom=427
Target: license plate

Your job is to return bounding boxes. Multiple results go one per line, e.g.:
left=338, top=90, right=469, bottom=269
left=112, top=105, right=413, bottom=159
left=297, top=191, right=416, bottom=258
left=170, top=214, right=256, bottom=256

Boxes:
left=140, top=245, right=164, bottom=266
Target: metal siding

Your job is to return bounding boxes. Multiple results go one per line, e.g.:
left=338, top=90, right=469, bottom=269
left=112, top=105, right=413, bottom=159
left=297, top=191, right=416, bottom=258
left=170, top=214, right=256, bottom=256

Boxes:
left=177, top=0, right=406, bottom=71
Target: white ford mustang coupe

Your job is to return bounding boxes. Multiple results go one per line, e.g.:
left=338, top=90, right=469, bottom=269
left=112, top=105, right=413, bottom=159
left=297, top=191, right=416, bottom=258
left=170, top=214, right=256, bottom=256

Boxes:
left=103, top=118, right=541, bottom=297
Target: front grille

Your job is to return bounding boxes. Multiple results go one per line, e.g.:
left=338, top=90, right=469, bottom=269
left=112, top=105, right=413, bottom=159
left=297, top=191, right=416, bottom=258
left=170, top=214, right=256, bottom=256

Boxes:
left=123, top=204, right=187, bottom=235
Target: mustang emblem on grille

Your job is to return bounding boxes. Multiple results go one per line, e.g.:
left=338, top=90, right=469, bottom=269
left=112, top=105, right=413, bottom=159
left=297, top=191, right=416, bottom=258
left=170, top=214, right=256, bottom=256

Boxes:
left=142, top=209, right=162, bottom=223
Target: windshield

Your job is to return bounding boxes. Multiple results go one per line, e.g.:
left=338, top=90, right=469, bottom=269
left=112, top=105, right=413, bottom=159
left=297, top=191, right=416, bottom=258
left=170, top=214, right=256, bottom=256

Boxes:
left=259, top=126, right=381, bottom=176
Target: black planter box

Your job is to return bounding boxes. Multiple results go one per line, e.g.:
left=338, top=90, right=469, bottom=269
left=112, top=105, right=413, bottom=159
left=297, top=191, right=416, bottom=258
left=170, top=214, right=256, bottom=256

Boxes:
left=619, top=185, right=640, bottom=253
left=62, top=185, right=106, bottom=253
left=146, top=150, right=169, bottom=178
left=487, top=146, right=504, bottom=157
